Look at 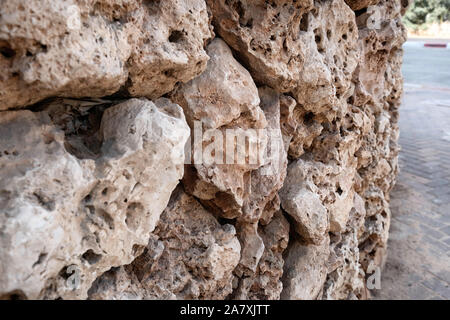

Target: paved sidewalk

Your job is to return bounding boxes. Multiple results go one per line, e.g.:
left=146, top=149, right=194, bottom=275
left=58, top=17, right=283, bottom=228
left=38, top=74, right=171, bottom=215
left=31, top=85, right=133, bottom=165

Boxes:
left=373, top=86, right=450, bottom=300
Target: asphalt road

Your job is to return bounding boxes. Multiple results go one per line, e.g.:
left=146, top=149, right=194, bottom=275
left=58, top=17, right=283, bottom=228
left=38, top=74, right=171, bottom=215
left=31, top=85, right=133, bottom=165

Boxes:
left=402, top=41, right=450, bottom=88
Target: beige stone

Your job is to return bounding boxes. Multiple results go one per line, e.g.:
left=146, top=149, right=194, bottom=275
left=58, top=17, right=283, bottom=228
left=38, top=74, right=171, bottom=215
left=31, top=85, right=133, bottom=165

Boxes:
left=126, top=0, right=212, bottom=99
left=88, top=189, right=241, bottom=300
left=323, top=193, right=367, bottom=300
left=0, top=98, right=189, bottom=299
left=232, top=212, right=289, bottom=300
left=172, top=38, right=269, bottom=219
left=0, top=0, right=407, bottom=301
left=280, top=183, right=328, bottom=244
left=0, top=0, right=212, bottom=111
left=241, top=87, right=287, bottom=223
left=207, top=0, right=359, bottom=119
left=344, top=0, right=380, bottom=11
left=281, top=237, right=330, bottom=300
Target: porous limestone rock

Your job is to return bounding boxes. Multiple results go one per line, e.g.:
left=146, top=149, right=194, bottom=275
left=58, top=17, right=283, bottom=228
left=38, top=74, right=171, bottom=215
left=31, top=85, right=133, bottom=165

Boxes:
left=241, top=87, right=287, bottom=223
left=280, top=158, right=356, bottom=242
left=0, top=0, right=407, bottom=301
left=322, top=193, right=367, bottom=300
left=232, top=211, right=290, bottom=300
left=87, top=188, right=241, bottom=300
left=278, top=0, right=406, bottom=299
left=280, top=183, right=328, bottom=244
left=172, top=38, right=273, bottom=220
left=351, top=0, right=406, bottom=283
left=0, top=98, right=190, bottom=299
left=207, top=0, right=359, bottom=119
left=280, top=98, right=324, bottom=158
left=345, top=0, right=380, bottom=11
left=125, top=0, right=212, bottom=99
left=171, top=38, right=265, bottom=130
left=0, top=0, right=212, bottom=110
left=281, top=236, right=330, bottom=300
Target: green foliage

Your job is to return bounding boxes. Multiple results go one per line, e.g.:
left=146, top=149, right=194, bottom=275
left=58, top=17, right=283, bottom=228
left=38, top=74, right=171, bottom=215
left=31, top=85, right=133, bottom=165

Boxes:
left=403, top=0, right=450, bottom=29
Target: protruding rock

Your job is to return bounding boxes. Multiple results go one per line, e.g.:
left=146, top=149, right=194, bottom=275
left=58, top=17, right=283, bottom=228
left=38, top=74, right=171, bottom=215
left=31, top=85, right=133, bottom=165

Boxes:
left=281, top=237, right=330, bottom=300
left=344, top=0, right=380, bottom=11
left=322, top=193, right=367, bottom=300
left=126, top=0, right=212, bottom=99
left=207, top=0, right=359, bottom=118
left=241, top=87, right=287, bottom=223
left=88, top=189, right=241, bottom=300
left=172, top=38, right=268, bottom=219
left=0, top=0, right=407, bottom=301
left=0, top=98, right=190, bottom=299
left=280, top=186, right=328, bottom=244
left=0, top=0, right=212, bottom=110
left=232, top=212, right=290, bottom=300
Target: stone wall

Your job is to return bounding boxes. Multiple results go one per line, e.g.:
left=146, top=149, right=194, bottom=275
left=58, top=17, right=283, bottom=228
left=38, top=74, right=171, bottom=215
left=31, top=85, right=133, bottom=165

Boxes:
left=0, top=0, right=408, bottom=300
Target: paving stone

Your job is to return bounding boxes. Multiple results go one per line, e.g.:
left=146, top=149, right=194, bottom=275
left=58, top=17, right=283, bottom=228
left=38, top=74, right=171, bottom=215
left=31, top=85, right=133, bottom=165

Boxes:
left=419, top=224, right=447, bottom=240
left=439, top=225, right=450, bottom=235
left=406, top=283, right=436, bottom=300
left=443, top=238, right=450, bottom=246
left=378, top=86, right=450, bottom=300
left=421, top=277, right=450, bottom=299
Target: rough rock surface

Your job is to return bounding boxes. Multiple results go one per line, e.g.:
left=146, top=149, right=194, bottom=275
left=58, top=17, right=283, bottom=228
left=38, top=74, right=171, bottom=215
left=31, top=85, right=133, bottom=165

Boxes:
left=0, top=0, right=212, bottom=110
left=281, top=236, right=330, bottom=300
left=0, top=0, right=408, bottom=300
left=345, top=0, right=380, bottom=11
left=88, top=188, right=241, bottom=300
left=0, top=98, right=190, bottom=299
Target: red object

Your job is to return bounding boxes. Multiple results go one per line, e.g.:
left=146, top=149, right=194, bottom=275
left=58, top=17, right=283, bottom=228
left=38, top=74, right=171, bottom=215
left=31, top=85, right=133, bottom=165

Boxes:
left=424, top=43, right=447, bottom=48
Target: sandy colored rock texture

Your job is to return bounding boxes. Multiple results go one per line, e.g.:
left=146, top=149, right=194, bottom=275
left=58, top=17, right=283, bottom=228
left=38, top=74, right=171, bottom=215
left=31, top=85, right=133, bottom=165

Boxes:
left=0, top=0, right=212, bottom=110
left=0, top=98, right=190, bottom=299
left=0, top=0, right=407, bottom=300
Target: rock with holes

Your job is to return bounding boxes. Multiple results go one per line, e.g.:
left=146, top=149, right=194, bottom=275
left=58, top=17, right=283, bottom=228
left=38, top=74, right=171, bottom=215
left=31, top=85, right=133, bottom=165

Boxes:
left=170, top=38, right=266, bottom=130
left=207, top=0, right=359, bottom=119
left=0, top=98, right=189, bottom=299
left=344, top=0, right=380, bottom=11
left=0, top=0, right=212, bottom=110
left=87, top=189, right=241, bottom=300
left=280, top=158, right=357, bottom=243
left=281, top=236, right=330, bottom=300
left=280, top=95, right=324, bottom=159
left=232, top=211, right=289, bottom=300
left=172, top=38, right=268, bottom=219
left=0, top=0, right=407, bottom=301
left=322, top=193, right=367, bottom=300
left=350, top=0, right=405, bottom=283
left=323, top=230, right=367, bottom=300
left=355, top=0, right=406, bottom=105
left=280, top=183, right=328, bottom=244
left=206, top=0, right=314, bottom=93
left=241, top=87, right=287, bottom=223
left=125, top=0, right=212, bottom=99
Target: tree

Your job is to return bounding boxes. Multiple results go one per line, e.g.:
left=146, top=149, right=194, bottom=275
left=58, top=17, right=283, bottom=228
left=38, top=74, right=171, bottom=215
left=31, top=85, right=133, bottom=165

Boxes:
left=403, top=0, right=450, bottom=29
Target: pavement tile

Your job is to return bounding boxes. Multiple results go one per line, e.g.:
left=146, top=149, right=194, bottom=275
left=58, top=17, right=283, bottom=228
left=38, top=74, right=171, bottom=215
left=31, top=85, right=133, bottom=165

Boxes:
left=421, top=277, right=450, bottom=299
left=439, top=225, right=450, bottom=236
left=379, top=82, right=450, bottom=299
left=419, top=224, right=447, bottom=240
left=405, top=283, right=435, bottom=300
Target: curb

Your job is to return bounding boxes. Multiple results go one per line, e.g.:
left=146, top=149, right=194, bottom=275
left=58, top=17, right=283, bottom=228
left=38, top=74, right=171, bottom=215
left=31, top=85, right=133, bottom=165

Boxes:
left=403, top=41, right=450, bottom=49
left=424, top=43, right=448, bottom=48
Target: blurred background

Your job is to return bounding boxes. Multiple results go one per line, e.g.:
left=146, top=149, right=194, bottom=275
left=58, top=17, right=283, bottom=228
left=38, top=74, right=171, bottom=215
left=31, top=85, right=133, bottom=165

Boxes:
left=374, top=0, right=450, bottom=300
left=404, top=0, right=450, bottom=38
